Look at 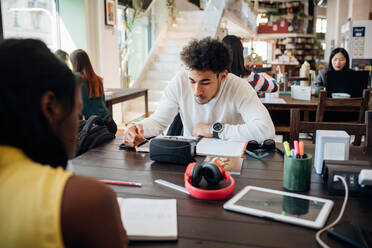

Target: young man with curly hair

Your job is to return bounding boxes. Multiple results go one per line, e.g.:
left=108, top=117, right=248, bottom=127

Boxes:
left=123, top=37, right=275, bottom=146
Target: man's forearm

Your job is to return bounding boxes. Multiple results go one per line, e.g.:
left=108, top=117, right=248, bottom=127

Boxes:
left=219, top=121, right=275, bottom=142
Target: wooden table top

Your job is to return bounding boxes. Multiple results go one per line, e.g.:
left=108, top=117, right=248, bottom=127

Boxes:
left=71, top=137, right=372, bottom=248
left=104, top=88, right=147, bottom=103
left=263, top=94, right=319, bottom=111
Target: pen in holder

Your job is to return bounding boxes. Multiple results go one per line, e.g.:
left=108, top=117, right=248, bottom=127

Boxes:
left=283, top=153, right=312, bottom=192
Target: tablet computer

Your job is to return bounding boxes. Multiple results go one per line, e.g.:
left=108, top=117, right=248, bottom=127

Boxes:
left=223, top=186, right=334, bottom=229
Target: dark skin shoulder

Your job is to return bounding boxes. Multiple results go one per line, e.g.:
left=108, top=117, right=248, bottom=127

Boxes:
left=61, top=175, right=128, bottom=248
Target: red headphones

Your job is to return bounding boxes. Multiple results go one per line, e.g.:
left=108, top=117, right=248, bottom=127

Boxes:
left=184, top=161, right=235, bottom=200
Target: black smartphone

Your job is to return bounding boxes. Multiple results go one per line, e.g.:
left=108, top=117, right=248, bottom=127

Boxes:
left=327, top=222, right=372, bottom=248
left=119, top=143, right=135, bottom=150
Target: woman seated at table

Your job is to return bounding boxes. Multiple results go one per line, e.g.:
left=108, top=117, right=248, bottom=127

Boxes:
left=314, top=48, right=359, bottom=122
left=0, top=39, right=127, bottom=248
left=70, top=49, right=117, bottom=134
left=315, top=47, right=350, bottom=88
left=222, top=35, right=278, bottom=94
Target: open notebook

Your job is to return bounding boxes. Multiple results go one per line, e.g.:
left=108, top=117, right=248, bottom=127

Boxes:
left=117, top=198, right=178, bottom=241
left=196, top=138, right=247, bottom=158
left=136, top=136, right=247, bottom=158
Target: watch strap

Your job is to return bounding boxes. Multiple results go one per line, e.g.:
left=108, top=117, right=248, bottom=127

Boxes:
left=213, top=131, right=220, bottom=139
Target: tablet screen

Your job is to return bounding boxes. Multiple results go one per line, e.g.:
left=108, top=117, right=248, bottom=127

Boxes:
left=235, top=189, right=325, bottom=221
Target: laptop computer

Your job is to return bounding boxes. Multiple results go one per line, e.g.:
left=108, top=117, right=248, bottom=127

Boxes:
left=326, top=71, right=369, bottom=97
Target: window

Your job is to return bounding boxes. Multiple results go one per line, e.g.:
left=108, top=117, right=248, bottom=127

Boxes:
left=244, top=41, right=269, bottom=62
left=0, top=0, right=59, bottom=50
left=316, top=18, right=327, bottom=33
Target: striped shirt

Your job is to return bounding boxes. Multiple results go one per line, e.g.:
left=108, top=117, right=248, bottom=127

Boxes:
left=245, top=72, right=278, bottom=93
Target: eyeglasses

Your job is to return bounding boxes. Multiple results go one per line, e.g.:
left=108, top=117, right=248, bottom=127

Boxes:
left=245, top=150, right=270, bottom=159
left=246, top=139, right=276, bottom=152
left=245, top=139, right=284, bottom=159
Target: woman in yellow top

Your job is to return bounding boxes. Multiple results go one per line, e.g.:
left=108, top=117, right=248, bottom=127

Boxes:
left=0, top=39, right=127, bottom=247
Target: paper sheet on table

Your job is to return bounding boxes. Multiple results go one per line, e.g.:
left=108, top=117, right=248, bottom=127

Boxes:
left=117, top=198, right=177, bottom=241
left=196, top=138, right=247, bottom=157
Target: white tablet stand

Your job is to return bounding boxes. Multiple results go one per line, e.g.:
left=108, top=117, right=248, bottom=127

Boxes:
left=314, top=130, right=350, bottom=174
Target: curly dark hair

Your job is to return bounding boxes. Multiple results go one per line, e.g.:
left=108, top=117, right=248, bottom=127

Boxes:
left=180, top=37, right=232, bottom=73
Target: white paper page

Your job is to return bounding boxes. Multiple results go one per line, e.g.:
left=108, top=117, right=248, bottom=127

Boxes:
left=291, top=85, right=311, bottom=100
left=117, top=198, right=177, bottom=240
left=136, top=141, right=150, bottom=153
left=197, top=138, right=246, bottom=157
left=260, top=98, right=286, bottom=104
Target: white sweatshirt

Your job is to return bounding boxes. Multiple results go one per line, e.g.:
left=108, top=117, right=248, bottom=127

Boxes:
left=140, top=69, right=275, bottom=143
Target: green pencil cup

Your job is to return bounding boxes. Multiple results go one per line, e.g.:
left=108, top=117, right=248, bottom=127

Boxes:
left=283, top=153, right=312, bottom=192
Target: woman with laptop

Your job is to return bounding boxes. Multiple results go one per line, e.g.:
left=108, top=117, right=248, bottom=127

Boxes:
left=314, top=48, right=368, bottom=122
left=315, top=47, right=351, bottom=88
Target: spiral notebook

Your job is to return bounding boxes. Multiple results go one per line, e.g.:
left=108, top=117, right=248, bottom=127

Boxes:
left=117, top=198, right=178, bottom=241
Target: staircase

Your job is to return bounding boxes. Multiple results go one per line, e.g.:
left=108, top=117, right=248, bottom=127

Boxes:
left=138, top=10, right=204, bottom=114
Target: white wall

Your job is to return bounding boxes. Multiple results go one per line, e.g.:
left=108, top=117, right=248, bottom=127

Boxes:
left=85, top=0, right=122, bottom=124
left=325, top=0, right=349, bottom=60
left=325, top=0, right=372, bottom=60
left=59, top=0, right=87, bottom=53
left=348, top=0, right=371, bottom=20
left=85, top=0, right=120, bottom=89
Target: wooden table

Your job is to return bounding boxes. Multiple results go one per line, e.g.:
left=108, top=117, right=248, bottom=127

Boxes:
left=71, top=138, right=372, bottom=248
left=263, top=95, right=319, bottom=135
left=105, top=88, right=148, bottom=116
left=263, top=94, right=318, bottom=112
left=263, top=94, right=364, bottom=112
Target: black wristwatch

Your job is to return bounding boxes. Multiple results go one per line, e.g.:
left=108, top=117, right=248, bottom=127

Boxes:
left=212, top=122, right=224, bottom=139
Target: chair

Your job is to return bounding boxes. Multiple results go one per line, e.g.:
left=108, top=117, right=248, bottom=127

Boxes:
left=166, top=113, right=183, bottom=136
left=315, top=89, right=370, bottom=145
left=289, top=109, right=372, bottom=152
left=316, top=89, right=370, bottom=122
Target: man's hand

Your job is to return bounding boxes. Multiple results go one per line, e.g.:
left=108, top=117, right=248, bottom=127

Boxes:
left=123, top=123, right=145, bottom=147
left=192, top=123, right=213, bottom=138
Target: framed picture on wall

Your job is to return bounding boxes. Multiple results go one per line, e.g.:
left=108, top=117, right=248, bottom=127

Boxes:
left=105, top=0, right=115, bottom=26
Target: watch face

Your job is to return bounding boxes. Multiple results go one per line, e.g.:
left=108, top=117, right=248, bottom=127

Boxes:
left=213, top=122, right=223, bottom=132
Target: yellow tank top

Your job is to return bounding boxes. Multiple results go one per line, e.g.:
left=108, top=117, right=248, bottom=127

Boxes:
left=0, top=145, right=73, bottom=248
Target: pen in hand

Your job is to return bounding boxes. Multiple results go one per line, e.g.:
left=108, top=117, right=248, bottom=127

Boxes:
left=134, top=138, right=149, bottom=149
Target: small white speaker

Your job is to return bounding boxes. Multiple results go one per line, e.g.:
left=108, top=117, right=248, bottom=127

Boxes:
left=314, top=130, right=350, bottom=174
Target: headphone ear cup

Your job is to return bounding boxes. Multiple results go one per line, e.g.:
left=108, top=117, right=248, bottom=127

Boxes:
left=203, top=162, right=223, bottom=186
left=190, top=163, right=203, bottom=187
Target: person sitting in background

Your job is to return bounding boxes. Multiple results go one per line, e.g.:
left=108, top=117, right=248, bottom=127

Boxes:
left=0, top=39, right=127, bottom=248
left=315, top=47, right=350, bottom=87
left=123, top=37, right=275, bottom=147
left=222, top=35, right=278, bottom=94
left=314, top=48, right=357, bottom=121
left=55, top=49, right=69, bottom=65
left=70, top=49, right=117, bottom=134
